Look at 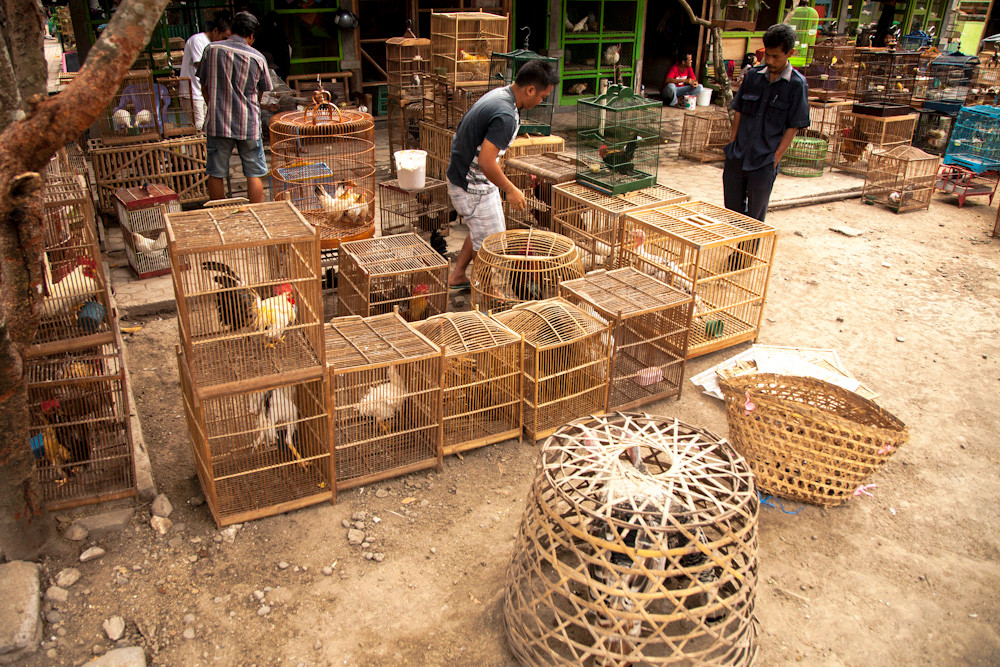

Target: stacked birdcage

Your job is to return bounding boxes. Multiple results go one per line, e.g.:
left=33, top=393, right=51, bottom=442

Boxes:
left=387, top=26, right=431, bottom=104
left=913, top=110, right=954, bottom=156
left=805, top=42, right=855, bottom=101
left=832, top=109, right=919, bottom=175
left=560, top=268, right=693, bottom=410
left=678, top=108, right=730, bottom=163
left=418, top=120, right=452, bottom=181
left=779, top=132, right=828, bottom=176
left=492, top=298, right=610, bottom=442
left=422, top=74, right=490, bottom=129
left=325, top=312, right=444, bottom=492
left=808, top=99, right=853, bottom=147
left=114, top=185, right=180, bottom=279
left=863, top=145, right=940, bottom=213
left=577, top=84, right=662, bottom=194
left=923, top=54, right=978, bottom=115
left=430, top=11, right=509, bottom=85
left=620, top=200, right=777, bottom=359
left=502, top=152, right=578, bottom=230
left=415, top=311, right=523, bottom=455
left=967, top=52, right=1000, bottom=106
left=91, top=70, right=164, bottom=145
left=943, top=104, right=1000, bottom=173
left=850, top=50, right=920, bottom=116
left=551, top=181, right=688, bottom=272
left=471, top=230, right=584, bottom=314
left=488, top=37, right=558, bottom=135
left=167, top=201, right=331, bottom=527
left=712, top=0, right=757, bottom=30
left=338, top=233, right=449, bottom=323
left=378, top=177, right=450, bottom=236
left=154, top=76, right=198, bottom=138
left=270, top=92, right=376, bottom=249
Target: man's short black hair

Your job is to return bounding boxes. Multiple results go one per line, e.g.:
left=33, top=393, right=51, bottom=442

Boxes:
left=514, top=59, right=559, bottom=90
left=762, top=24, right=797, bottom=54
left=231, top=11, right=259, bottom=39
left=208, top=11, right=232, bottom=34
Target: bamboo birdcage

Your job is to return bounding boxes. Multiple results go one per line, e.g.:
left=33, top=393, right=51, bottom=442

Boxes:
left=808, top=99, right=853, bottom=162
left=155, top=76, right=198, bottom=138
left=387, top=100, right=424, bottom=172
left=863, top=145, right=940, bottom=213
left=560, top=268, right=693, bottom=411
left=92, top=70, right=164, bottom=146
left=488, top=35, right=558, bottom=135
left=422, top=74, right=490, bottom=129
left=471, top=230, right=585, bottom=314
left=713, top=0, right=758, bottom=30
left=504, top=414, right=759, bottom=666
left=850, top=50, right=920, bottom=116
left=418, top=120, right=451, bottom=181
left=325, top=312, right=444, bottom=491
left=430, top=11, right=509, bottom=85
left=577, top=84, right=662, bottom=195
left=502, top=134, right=567, bottom=168
left=679, top=108, right=731, bottom=163
left=967, top=52, right=1000, bottom=106
left=832, top=109, right=918, bottom=175
left=386, top=26, right=431, bottom=103
left=26, top=331, right=138, bottom=511
left=805, top=42, right=855, bottom=101
left=42, top=173, right=93, bottom=254
left=621, top=201, right=777, bottom=359
left=779, top=132, right=828, bottom=177
left=492, top=298, right=610, bottom=442
left=378, top=177, right=450, bottom=236
left=338, top=233, right=449, bottom=323
left=166, top=201, right=326, bottom=391
left=114, top=184, right=180, bottom=279
left=503, top=152, right=578, bottom=231
left=415, top=311, right=523, bottom=455
left=551, top=182, right=689, bottom=272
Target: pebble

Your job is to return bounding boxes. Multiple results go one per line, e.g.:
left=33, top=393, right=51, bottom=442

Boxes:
left=46, top=611, right=63, bottom=623
left=103, top=616, right=125, bottom=641
left=341, top=519, right=351, bottom=529
left=150, top=516, right=173, bottom=535
left=220, top=525, right=240, bottom=543
left=257, top=605, right=271, bottom=617
left=361, top=542, right=371, bottom=549
left=896, top=336, right=905, bottom=343
left=347, top=529, right=365, bottom=545
left=93, top=644, right=103, bottom=655
left=56, top=628, right=66, bottom=637
left=293, top=566, right=300, bottom=573
left=363, top=552, right=373, bottom=560
left=151, top=493, right=173, bottom=518
left=254, top=590, right=265, bottom=601
left=278, top=561, right=290, bottom=570
left=353, top=521, right=365, bottom=530
left=56, top=567, right=81, bottom=588
left=45, top=586, right=69, bottom=603
left=187, top=555, right=198, bottom=563
left=419, top=500, right=429, bottom=508
left=173, top=523, right=186, bottom=532
left=373, top=553, right=385, bottom=563
left=322, top=567, right=333, bottom=576
left=183, top=613, right=196, bottom=624
left=351, top=511, right=366, bottom=521
left=430, top=547, right=436, bottom=555
left=314, top=641, right=323, bottom=651
left=372, top=516, right=380, bottom=524
left=46, top=649, right=58, bottom=659
left=183, top=627, right=196, bottom=640
left=64, top=523, right=88, bottom=541
left=214, top=596, right=224, bottom=604
left=189, top=495, right=205, bottom=507
left=375, top=489, right=389, bottom=498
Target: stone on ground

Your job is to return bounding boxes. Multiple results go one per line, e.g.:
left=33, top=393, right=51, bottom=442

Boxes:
left=88, top=646, right=147, bottom=667
left=150, top=494, right=173, bottom=518
left=76, top=509, right=134, bottom=536
left=0, top=561, right=41, bottom=664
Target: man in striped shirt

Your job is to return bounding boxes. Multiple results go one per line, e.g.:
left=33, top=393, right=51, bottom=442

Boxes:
left=197, top=11, right=273, bottom=203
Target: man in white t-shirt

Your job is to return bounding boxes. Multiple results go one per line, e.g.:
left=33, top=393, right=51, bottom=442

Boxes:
left=180, top=12, right=232, bottom=130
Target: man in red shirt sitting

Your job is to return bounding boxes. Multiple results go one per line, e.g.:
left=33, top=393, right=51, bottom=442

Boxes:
left=660, top=53, right=704, bottom=107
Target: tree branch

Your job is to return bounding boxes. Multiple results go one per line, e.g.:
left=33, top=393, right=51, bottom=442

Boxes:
left=676, top=0, right=712, bottom=28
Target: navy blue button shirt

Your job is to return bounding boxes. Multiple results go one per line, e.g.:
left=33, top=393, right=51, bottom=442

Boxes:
left=724, top=62, right=810, bottom=171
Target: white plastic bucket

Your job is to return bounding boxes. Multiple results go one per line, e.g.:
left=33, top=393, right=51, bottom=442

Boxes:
left=683, top=95, right=697, bottom=110
left=394, top=150, right=427, bottom=190
left=697, top=87, right=713, bottom=106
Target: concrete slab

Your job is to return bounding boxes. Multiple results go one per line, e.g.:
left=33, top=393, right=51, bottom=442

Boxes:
left=0, top=561, right=41, bottom=664
left=74, top=508, right=135, bottom=537
left=88, top=647, right=147, bottom=667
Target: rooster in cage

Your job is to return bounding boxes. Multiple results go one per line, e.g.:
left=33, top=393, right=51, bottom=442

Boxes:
left=200, top=262, right=298, bottom=346
left=40, top=255, right=102, bottom=320
left=32, top=399, right=91, bottom=485
left=314, top=182, right=368, bottom=225
left=598, top=133, right=640, bottom=175
left=250, top=385, right=307, bottom=468
left=356, top=366, right=408, bottom=435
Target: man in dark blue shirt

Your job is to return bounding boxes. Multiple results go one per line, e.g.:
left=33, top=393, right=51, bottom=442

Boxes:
left=723, top=23, right=810, bottom=222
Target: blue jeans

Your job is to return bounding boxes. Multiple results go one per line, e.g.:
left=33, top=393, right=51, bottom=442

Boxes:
left=206, top=136, right=268, bottom=179
left=661, top=83, right=704, bottom=106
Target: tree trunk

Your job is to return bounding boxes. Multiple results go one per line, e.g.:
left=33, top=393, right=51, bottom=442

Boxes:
left=0, top=0, right=48, bottom=108
left=0, top=0, right=171, bottom=560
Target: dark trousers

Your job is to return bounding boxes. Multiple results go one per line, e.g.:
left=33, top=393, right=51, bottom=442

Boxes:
left=722, top=159, right=776, bottom=270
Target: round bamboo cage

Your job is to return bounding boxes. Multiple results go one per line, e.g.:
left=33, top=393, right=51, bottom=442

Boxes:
left=471, top=229, right=584, bottom=314
left=504, top=413, right=759, bottom=666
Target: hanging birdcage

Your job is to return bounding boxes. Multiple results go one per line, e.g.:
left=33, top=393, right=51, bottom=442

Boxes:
left=851, top=50, right=920, bottom=116
left=576, top=82, right=662, bottom=195
left=712, top=0, right=758, bottom=31
left=488, top=28, right=558, bottom=135
left=155, top=76, right=198, bottom=138
left=92, top=70, right=164, bottom=146
left=386, top=23, right=431, bottom=103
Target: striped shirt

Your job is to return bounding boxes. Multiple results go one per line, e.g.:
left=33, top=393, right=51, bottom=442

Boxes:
left=196, top=35, right=273, bottom=140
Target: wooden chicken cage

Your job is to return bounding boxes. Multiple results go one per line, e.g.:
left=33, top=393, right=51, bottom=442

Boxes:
left=863, top=145, right=940, bottom=213
left=114, top=184, right=180, bottom=279
left=91, top=69, right=163, bottom=146
left=560, top=268, right=693, bottom=411
left=621, top=201, right=777, bottom=359
left=471, top=230, right=584, bottom=314
left=502, top=152, right=578, bottom=231
left=415, top=311, right=523, bottom=455
left=492, top=298, right=610, bottom=442
left=165, top=201, right=326, bottom=392
left=177, top=346, right=332, bottom=527
left=325, top=312, right=444, bottom=491
left=551, top=181, right=689, bottom=272
left=678, top=108, right=731, bottom=163
left=502, top=134, right=567, bottom=167
left=386, top=28, right=431, bottom=103
left=429, top=11, right=509, bottom=85
left=419, top=120, right=451, bottom=181
left=422, top=74, right=490, bottom=129
left=378, top=177, right=450, bottom=236
left=26, top=331, right=137, bottom=511
left=338, top=233, right=449, bottom=323
left=831, top=110, right=918, bottom=175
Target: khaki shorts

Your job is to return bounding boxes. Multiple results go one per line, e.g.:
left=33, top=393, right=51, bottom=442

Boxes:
left=447, top=181, right=505, bottom=251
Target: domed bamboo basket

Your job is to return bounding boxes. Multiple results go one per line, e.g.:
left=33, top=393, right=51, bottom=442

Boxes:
left=471, top=229, right=584, bottom=314
left=504, top=413, right=759, bottom=666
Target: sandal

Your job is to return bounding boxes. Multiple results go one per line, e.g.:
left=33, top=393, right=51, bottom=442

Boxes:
left=449, top=281, right=471, bottom=291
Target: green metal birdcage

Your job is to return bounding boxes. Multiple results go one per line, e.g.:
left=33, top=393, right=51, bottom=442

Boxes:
left=489, top=28, right=558, bottom=135
left=576, top=81, right=662, bottom=195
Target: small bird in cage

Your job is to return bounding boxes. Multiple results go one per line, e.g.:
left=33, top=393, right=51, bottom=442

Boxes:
left=40, top=255, right=101, bottom=320
left=356, top=366, right=408, bottom=434
left=201, top=262, right=298, bottom=346
left=250, top=385, right=307, bottom=468
left=314, top=182, right=368, bottom=225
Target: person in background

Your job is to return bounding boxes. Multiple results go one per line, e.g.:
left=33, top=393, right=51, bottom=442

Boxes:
left=197, top=11, right=272, bottom=204
left=180, top=11, right=232, bottom=131
left=660, top=53, right=703, bottom=107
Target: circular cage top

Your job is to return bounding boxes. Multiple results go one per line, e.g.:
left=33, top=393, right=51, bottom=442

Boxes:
left=415, top=310, right=521, bottom=355
left=269, top=95, right=375, bottom=137
left=492, top=297, right=606, bottom=346
left=479, top=229, right=578, bottom=262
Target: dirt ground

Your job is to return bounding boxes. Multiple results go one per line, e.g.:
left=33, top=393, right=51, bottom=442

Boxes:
left=20, top=180, right=1000, bottom=666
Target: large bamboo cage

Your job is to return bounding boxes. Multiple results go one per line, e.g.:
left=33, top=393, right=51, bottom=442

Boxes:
left=430, top=10, right=509, bottom=85
left=503, top=152, right=578, bottom=231
left=176, top=346, right=332, bottom=527
left=503, top=134, right=567, bottom=167
left=165, top=201, right=326, bottom=391
left=338, top=233, right=449, bottom=323
left=863, top=145, right=940, bottom=213
left=26, top=331, right=137, bottom=511
left=325, top=312, right=444, bottom=492
left=38, top=177, right=113, bottom=346
left=419, top=120, right=451, bottom=181
left=808, top=99, right=852, bottom=162
left=386, top=26, right=431, bottom=103
left=492, top=298, right=610, bottom=442
left=621, top=201, right=777, bottom=359
left=378, top=177, right=450, bottom=236
left=154, top=76, right=198, bottom=138
left=832, top=109, right=918, bottom=175
left=678, top=109, right=731, bottom=163
left=422, top=74, right=490, bottom=129
left=415, top=311, right=523, bottom=455
left=849, top=50, right=920, bottom=116
left=804, top=42, right=855, bottom=101
left=551, top=182, right=689, bottom=272
left=720, top=374, right=907, bottom=507
left=45, top=144, right=92, bottom=192
left=387, top=100, right=424, bottom=173
left=967, top=53, right=1000, bottom=106
left=504, top=413, right=759, bottom=666
left=471, top=230, right=585, bottom=314
left=560, top=268, right=693, bottom=411
left=114, top=184, right=180, bottom=279
left=489, top=44, right=558, bottom=135
left=91, top=70, right=163, bottom=146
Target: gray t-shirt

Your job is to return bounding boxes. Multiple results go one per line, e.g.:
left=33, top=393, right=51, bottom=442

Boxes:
left=447, top=86, right=520, bottom=193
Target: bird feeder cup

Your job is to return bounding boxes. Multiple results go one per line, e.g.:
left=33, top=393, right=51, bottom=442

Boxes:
left=488, top=31, right=558, bottom=135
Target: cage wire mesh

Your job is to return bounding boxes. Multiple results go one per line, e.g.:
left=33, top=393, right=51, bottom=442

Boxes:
left=378, top=177, right=450, bottom=236
left=418, top=120, right=452, bottom=181
left=430, top=11, right=509, bottom=85
left=804, top=42, right=855, bottom=101
left=967, top=51, right=1000, bottom=105
left=504, top=413, right=759, bottom=666
left=488, top=29, right=558, bottom=135
left=576, top=83, right=662, bottom=195
left=386, top=25, right=431, bottom=103
left=850, top=51, right=920, bottom=116
left=943, top=104, right=1000, bottom=173
left=779, top=132, right=828, bottom=177
left=92, top=70, right=164, bottom=146
left=560, top=268, right=693, bottom=411
left=155, top=76, right=198, bottom=138
left=832, top=109, right=918, bottom=175
left=387, top=100, right=424, bottom=173
left=325, top=312, right=444, bottom=491
left=414, top=311, right=523, bottom=455
left=492, top=298, right=610, bottom=442
left=913, top=110, right=953, bottom=156
left=114, top=185, right=180, bottom=279
left=678, top=109, right=731, bottom=163
left=503, top=152, right=578, bottom=231
left=923, top=54, right=978, bottom=115
left=863, top=145, right=940, bottom=213
left=620, top=201, right=777, bottom=359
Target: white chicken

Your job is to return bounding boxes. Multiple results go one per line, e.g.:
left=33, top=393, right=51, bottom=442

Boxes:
left=250, top=385, right=307, bottom=468
left=40, top=255, right=101, bottom=319
left=630, top=228, right=704, bottom=317
left=112, top=108, right=132, bottom=130
left=571, top=15, right=589, bottom=32
left=356, top=366, right=407, bottom=434
left=602, top=44, right=622, bottom=67
left=132, top=230, right=167, bottom=253
left=135, top=109, right=153, bottom=127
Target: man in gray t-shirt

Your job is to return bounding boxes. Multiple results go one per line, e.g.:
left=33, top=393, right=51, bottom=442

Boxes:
left=446, top=60, right=559, bottom=290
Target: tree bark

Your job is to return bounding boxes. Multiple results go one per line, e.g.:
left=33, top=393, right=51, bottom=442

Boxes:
left=0, top=0, right=48, bottom=107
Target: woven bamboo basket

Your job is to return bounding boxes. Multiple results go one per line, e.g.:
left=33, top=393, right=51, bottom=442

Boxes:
left=720, top=373, right=908, bottom=507
left=504, top=413, right=759, bottom=666
left=415, top=311, right=523, bottom=455
left=471, top=230, right=584, bottom=314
